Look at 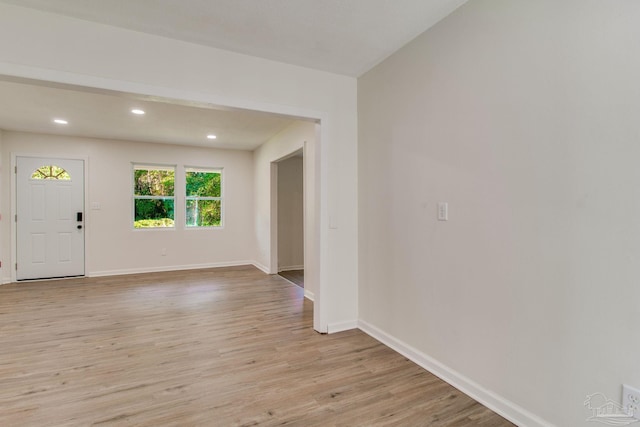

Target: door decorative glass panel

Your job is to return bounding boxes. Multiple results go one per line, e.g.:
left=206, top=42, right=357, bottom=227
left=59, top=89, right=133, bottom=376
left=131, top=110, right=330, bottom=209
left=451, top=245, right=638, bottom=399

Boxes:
left=31, top=165, right=71, bottom=180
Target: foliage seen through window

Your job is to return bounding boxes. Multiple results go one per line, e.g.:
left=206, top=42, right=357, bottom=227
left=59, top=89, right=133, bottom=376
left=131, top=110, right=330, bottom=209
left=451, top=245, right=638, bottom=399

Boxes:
left=31, top=165, right=71, bottom=180
left=186, top=169, right=222, bottom=227
left=133, top=166, right=175, bottom=228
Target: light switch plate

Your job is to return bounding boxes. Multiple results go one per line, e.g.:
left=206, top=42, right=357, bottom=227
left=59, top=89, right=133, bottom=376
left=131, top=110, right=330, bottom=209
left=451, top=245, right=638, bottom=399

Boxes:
left=437, top=202, right=448, bottom=221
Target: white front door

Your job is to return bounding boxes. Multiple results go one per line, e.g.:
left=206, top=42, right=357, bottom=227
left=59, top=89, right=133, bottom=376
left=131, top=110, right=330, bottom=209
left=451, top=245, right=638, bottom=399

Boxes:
left=16, top=157, right=85, bottom=280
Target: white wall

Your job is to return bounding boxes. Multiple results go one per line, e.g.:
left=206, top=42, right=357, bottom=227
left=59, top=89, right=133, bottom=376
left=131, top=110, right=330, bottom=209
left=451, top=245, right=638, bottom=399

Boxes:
left=254, top=121, right=318, bottom=301
left=0, top=3, right=358, bottom=331
left=278, top=156, right=304, bottom=271
left=1, top=132, right=254, bottom=281
left=0, top=129, right=3, bottom=282
left=358, top=1, right=640, bottom=426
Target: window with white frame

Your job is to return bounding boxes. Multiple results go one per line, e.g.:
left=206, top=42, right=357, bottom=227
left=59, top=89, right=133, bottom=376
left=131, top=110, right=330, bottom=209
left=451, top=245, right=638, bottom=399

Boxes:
left=133, top=164, right=175, bottom=228
left=185, top=167, right=222, bottom=227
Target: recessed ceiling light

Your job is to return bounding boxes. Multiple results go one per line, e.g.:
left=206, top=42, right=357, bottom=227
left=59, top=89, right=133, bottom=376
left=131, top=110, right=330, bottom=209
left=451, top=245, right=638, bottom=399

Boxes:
left=53, top=119, right=68, bottom=125
left=207, top=134, right=217, bottom=140
left=131, top=109, right=145, bottom=115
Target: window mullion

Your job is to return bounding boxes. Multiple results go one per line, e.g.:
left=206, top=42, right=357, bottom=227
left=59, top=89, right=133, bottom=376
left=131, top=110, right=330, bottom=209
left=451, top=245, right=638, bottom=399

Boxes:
left=132, top=165, right=176, bottom=229
left=185, top=168, right=223, bottom=228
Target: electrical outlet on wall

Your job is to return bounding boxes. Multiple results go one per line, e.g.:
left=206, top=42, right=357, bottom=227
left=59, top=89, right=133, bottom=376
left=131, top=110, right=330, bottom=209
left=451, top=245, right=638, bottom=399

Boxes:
left=622, top=384, right=640, bottom=419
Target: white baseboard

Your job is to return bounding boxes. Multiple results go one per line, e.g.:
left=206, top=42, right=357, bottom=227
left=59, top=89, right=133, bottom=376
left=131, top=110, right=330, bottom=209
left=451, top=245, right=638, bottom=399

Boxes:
left=4, top=261, right=273, bottom=282
left=358, top=320, right=551, bottom=427
left=327, top=320, right=358, bottom=334
left=278, top=265, right=304, bottom=272
left=252, top=262, right=270, bottom=274
left=89, top=260, right=257, bottom=278
left=304, top=289, right=314, bottom=301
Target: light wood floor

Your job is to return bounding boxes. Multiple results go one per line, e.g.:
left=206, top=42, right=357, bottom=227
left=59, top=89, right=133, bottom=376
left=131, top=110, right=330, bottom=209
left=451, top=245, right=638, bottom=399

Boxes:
left=278, top=269, right=304, bottom=288
left=0, top=266, right=514, bottom=426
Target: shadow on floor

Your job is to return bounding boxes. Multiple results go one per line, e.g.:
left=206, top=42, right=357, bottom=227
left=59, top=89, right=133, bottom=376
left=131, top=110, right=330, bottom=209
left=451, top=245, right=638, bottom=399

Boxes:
left=278, top=269, right=304, bottom=288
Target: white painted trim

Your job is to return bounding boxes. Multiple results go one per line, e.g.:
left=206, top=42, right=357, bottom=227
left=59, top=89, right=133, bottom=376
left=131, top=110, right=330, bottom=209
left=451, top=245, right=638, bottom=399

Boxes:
left=252, top=262, right=271, bottom=274
left=3, top=262, right=279, bottom=283
left=358, top=320, right=553, bottom=427
left=278, top=265, right=304, bottom=272
left=269, top=161, right=279, bottom=274
left=327, top=320, right=358, bottom=334
left=304, top=289, right=315, bottom=301
left=315, top=122, right=328, bottom=334
left=89, top=260, right=256, bottom=278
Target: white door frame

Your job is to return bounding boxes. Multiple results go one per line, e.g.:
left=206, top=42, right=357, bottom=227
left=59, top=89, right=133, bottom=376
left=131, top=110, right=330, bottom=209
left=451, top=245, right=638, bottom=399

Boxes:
left=270, top=161, right=279, bottom=274
left=11, top=153, right=90, bottom=283
left=271, top=142, right=320, bottom=308
left=270, top=147, right=304, bottom=273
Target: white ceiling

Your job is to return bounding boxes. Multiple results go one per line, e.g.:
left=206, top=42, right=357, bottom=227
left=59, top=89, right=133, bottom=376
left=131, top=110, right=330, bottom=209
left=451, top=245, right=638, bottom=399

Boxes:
left=0, top=79, right=297, bottom=150
left=0, top=0, right=467, bottom=149
left=0, top=0, right=467, bottom=77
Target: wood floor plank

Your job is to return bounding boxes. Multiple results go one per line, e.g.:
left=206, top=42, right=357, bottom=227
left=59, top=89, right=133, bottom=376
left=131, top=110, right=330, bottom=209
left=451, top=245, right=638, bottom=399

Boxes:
left=0, top=266, right=514, bottom=426
left=278, top=270, right=304, bottom=288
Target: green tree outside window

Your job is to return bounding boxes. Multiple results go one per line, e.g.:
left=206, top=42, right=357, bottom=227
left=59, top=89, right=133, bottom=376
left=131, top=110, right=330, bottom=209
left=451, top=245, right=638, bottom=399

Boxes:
left=133, top=166, right=175, bottom=228
left=186, top=168, right=222, bottom=227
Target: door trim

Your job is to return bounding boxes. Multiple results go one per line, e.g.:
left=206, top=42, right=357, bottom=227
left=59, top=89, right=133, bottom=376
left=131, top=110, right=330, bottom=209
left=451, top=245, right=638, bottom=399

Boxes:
left=11, top=153, right=89, bottom=283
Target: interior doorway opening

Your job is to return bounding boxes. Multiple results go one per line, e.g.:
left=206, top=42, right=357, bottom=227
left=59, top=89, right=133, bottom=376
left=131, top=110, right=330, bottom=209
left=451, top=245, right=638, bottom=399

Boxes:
left=275, top=149, right=304, bottom=291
